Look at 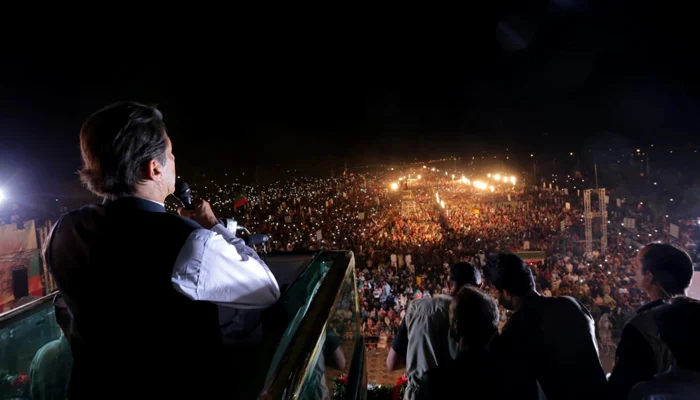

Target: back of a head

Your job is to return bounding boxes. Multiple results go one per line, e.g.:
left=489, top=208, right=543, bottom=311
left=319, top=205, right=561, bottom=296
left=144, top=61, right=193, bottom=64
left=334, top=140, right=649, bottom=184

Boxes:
left=484, top=253, right=535, bottom=296
left=79, top=102, right=167, bottom=199
left=656, top=296, right=700, bottom=370
left=640, top=243, right=693, bottom=297
left=452, top=286, right=499, bottom=346
left=450, top=262, right=482, bottom=287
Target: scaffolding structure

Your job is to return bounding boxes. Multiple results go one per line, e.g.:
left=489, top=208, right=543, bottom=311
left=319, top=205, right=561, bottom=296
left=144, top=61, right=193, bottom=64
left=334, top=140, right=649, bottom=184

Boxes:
left=583, top=188, right=608, bottom=255
left=401, top=190, right=417, bottom=216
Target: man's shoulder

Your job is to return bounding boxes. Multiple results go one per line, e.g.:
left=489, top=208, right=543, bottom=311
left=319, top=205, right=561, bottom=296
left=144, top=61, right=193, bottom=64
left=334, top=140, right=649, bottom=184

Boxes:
left=59, top=203, right=105, bottom=223
left=53, top=204, right=202, bottom=238
left=51, top=204, right=106, bottom=238
left=407, top=295, right=451, bottom=315
left=544, top=295, right=591, bottom=314
left=558, top=294, right=589, bottom=308
left=411, top=294, right=450, bottom=305
left=626, top=301, right=671, bottom=333
left=627, top=372, right=693, bottom=399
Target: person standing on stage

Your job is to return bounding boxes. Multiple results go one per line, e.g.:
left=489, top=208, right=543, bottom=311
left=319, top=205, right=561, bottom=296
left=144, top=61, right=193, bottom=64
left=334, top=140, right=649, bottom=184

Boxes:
left=45, top=102, right=280, bottom=399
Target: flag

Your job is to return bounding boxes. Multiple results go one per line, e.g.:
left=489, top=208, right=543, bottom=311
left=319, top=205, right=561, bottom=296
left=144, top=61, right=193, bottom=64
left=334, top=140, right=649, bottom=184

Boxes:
left=233, top=194, right=248, bottom=209
left=412, top=289, right=422, bottom=300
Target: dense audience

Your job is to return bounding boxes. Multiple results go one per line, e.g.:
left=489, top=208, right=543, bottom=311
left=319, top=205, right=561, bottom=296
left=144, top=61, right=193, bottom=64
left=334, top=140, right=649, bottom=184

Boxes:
left=187, top=169, right=697, bottom=353
left=3, top=164, right=698, bottom=400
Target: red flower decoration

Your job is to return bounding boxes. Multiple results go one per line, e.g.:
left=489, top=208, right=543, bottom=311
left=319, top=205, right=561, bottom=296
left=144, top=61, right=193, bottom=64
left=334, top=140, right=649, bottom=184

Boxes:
left=395, top=375, right=408, bottom=386
left=338, top=374, right=348, bottom=384
left=392, top=375, right=408, bottom=400
left=12, top=375, right=29, bottom=388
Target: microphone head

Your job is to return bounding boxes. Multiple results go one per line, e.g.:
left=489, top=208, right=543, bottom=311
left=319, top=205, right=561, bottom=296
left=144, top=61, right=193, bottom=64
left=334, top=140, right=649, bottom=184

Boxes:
left=245, top=234, right=270, bottom=246
left=174, top=180, right=193, bottom=209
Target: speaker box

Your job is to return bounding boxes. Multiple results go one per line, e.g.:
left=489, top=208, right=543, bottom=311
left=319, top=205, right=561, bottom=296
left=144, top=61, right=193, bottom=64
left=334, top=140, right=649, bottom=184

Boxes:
left=12, top=266, right=29, bottom=299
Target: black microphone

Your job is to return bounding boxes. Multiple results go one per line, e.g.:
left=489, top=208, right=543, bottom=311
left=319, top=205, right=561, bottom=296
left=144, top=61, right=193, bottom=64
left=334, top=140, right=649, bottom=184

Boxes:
left=246, top=234, right=270, bottom=246
left=174, top=180, right=193, bottom=210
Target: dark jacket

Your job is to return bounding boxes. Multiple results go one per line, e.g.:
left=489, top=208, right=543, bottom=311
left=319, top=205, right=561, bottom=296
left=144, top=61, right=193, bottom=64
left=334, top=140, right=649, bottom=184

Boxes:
left=426, top=346, right=542, bottom=400
left=490, top=294, right=608, bottom=400
left=46, top=197, right=223, bottom=399
left=627, top=367, right=700, bottom=400
left=609, top=299, right=672, bottom=399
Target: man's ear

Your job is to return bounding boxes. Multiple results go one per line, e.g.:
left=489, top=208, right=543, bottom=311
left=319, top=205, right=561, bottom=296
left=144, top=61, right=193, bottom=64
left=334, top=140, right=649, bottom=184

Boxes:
left=145, top=158, right=164, bottom=182
left=642, top=271, right=655, bottom=290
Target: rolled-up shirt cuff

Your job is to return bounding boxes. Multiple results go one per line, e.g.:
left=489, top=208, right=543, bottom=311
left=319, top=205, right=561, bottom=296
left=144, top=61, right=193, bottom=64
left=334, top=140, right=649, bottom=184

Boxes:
left=211, top=223, right=237, bottom=240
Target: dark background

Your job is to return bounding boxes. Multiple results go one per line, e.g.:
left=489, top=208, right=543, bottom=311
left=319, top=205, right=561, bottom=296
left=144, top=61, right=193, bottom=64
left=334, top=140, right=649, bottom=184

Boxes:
left=1, top=1, right=698, bottom=195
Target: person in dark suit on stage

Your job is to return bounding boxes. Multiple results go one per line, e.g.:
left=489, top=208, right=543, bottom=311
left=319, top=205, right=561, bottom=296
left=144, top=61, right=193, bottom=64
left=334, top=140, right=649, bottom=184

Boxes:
left=45, top=101, right=280, bottom=399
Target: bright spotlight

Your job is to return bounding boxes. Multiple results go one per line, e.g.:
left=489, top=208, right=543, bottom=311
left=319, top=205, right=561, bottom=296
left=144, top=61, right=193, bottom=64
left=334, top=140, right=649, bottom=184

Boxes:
left=489, top=185, right=495, bottom=192
left=0, top=188, right=4, bottom=203
left=472, top=180, right=488, bottom=190
left=390, top=182, right=399, bottom=191
left=510, top=176, right=516, bottom=184
left=494, top=174, right=501, bottom=181
left=502, top=176, right=508, bottom=183
left=417, top=174, right=422, bottom=179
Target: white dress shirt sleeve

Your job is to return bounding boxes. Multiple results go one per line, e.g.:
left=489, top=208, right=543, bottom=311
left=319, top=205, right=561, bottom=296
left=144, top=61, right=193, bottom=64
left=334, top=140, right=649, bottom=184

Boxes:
left=171, top=224, right=280, bottom=309
left=221, top=218, right=239, bottom=234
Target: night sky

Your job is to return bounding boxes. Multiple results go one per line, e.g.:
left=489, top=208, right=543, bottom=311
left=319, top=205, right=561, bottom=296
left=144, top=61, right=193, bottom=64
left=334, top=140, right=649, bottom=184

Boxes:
left=1, top=2, right=698, bottom=195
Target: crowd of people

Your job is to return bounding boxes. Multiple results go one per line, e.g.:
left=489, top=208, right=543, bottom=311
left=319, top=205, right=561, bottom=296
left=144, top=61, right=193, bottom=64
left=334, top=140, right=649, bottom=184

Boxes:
left=188, top=167, right=698, bottom=354
left=7, top=102, right=698, bottom=400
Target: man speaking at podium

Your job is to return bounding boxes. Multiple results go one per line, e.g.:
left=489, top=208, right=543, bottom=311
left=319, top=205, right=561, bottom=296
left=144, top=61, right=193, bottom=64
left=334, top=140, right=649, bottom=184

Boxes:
left=45, top=102, right=280, bottom=399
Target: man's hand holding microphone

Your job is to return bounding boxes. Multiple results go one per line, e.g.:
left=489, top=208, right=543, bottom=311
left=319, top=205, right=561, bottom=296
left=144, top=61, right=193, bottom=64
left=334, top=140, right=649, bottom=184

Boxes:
left=178, top=199, right=218, bottom=229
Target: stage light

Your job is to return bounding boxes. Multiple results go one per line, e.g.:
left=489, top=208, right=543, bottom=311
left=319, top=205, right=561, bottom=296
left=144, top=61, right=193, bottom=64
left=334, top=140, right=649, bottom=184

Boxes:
left=472, top=180, right=488, bottom=190
left=390, top=183, right=399, bottom=191
left=0, top=188, right=5, bottom=203
left=510, top=176, right=516, bottom=184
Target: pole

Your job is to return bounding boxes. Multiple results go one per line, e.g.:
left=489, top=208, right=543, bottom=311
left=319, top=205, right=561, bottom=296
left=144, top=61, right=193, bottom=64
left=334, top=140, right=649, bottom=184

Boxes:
left=594, top=161, right=599, bottom=190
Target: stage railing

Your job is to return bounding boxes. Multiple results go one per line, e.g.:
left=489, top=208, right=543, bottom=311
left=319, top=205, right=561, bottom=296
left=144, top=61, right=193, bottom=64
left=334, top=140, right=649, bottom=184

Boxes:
left=260, top=250, right=366, bottom=399
left=0, top=251, right=366, bottom=400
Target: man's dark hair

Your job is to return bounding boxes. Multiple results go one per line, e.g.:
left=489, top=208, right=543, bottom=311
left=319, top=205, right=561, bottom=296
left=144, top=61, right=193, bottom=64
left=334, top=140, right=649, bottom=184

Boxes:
left=656, top=296, right=700, bottom=370
left=452, top=286, right=499, bottom=346
left=484, top=253, right=535, bottom=296
left=449, top=262, right=482, bottom=287
left=79, top=102, right=167, bottom=198
left=640, top=243, right=693, bottom=297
